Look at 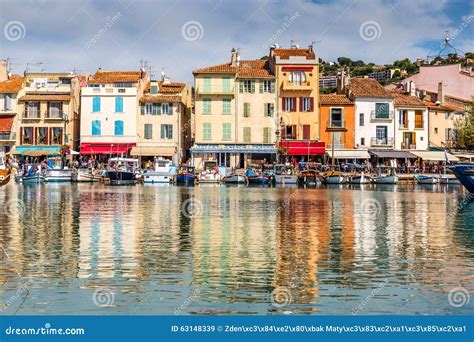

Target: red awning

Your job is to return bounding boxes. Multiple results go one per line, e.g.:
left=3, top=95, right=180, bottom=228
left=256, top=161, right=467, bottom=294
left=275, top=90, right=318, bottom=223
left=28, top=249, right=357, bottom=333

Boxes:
left=279, top=141, right=325, bottom=156
left=80, top=142, right=136, bottom=155
left=0, top=116, right=14, bottom=132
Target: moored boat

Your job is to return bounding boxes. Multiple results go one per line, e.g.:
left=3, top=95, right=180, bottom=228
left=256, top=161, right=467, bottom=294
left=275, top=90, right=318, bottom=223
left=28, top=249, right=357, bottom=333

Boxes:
left=142, top=158, right=174, bottom=184
left=106, top=158, right=141, bottom=185
left=76, top=168, right=104, bottom=182
left=197, top=160, right=221, bottom=184
left=415, top=174, right=438, bottom=184
left=349, top=172, right=370, bottom=184
left=0, top=153, right=11, bottom=186
left=371, top=167, right=398, bottom=184
left=451, top=164, right=474, bottom=193
left=44, top=168, right=76, bottom=182
left=246, top=168, right=272, bottom=185
left=274, top=164, right=297, bottom=185
left=222, top=173, right=247, bottom=184
left=298, top=169, right=318, bottom=185
left=323, top=170, right=345, bottom=184
left=176, top=166, right=195, bottom=184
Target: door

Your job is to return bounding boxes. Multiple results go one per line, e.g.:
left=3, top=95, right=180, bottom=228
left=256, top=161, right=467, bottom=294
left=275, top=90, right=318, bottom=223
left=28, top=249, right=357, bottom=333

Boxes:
left=303, top=125, right=310, bottom=140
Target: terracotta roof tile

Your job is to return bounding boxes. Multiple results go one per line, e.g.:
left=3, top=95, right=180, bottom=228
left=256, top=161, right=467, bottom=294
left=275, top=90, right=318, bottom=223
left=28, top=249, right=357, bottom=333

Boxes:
left=274, top=48, right=315, bottom=60
left=19, top=93, right=71, bottom=101
left=319, top=94, right=353, bottom=105
left=0, top=76, right=24, bottom=93
left=140, top=95, right=181, bottom=103
left=0, top=116, right=14, bottom=132
left=193, top=60, right=274, bottom=78
left=391, top=91, right=425, bottom=107
left=88, top=70, right=144, bottom=84
left=423, top=101, right=464, bottom=111
left=348, top=78, right=392, bottom=98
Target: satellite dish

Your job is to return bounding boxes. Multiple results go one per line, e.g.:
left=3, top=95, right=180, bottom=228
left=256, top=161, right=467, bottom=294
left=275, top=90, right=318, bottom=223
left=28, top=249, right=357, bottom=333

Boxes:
left=161, top=70, right=166, bottom=77
left=236, top=55, right=241, bottom=62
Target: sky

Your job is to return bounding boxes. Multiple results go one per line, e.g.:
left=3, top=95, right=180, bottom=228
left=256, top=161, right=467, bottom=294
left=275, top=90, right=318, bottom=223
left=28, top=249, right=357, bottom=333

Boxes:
left=0, top=0, right=473, bottom=83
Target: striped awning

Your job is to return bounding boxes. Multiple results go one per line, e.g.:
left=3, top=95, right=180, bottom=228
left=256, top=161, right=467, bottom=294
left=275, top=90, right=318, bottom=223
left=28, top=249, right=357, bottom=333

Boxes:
left=191, top=144, right=277, bottom=154
left=130, top=146, right=176, bottom=156
left=411, top=151, right=459, bottom=162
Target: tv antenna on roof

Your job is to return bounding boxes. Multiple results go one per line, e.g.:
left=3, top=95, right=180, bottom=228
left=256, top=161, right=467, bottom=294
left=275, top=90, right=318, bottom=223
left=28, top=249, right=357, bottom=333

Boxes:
left=26, top=61, right=45, bottom=73
left=426, top=32, right=465, bottom=62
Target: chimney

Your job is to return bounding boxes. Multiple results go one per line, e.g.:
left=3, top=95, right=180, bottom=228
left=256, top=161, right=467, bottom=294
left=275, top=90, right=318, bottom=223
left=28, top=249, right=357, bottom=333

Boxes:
left=269, top=45, right=276, bottom=59
left=337, top=68, right=349, bottom=94
left=409, top=81, right=416, bottom=96
left=231, top=48, right=238, bottom=67
left=437, top=82, right=444, bottom=104
left=0, top=60, right=8, bottom=82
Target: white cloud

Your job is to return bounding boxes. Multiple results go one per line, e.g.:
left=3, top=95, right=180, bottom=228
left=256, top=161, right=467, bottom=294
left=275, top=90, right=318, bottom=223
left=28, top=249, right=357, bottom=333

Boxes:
left=0, top=0, right=471, bottom=82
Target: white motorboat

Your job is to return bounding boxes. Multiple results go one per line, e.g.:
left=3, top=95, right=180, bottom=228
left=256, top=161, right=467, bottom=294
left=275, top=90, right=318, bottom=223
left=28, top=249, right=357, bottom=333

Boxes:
left=371, top=167, right=398, bottom=184
left=415, top=174, right=438, bottom=184
left=197, top=160, right=221, bottom=184
left=142, top=158, right=174, bottom=184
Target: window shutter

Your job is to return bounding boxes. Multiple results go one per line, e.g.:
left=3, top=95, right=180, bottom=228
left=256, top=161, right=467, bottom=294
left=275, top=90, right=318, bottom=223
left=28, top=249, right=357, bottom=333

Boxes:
left=239, top=81, right=243, bottom=93
left=157, top=103, right=162, bottom=115
left=251, top=81, right=255, bottom=93
left=299, top=97, right=303, bottom=112
left=282, top=98, right=286, bottom=111
left=259, top=81, right=263, bottom=93
left=271, top=81, right=275, bottom=93
left=161, top=125, right=165, bottom=139
left=168, top=103, right=173, bottom=114
left=270, top=104, right=274, bottom=117
left=151, top=85, right=157, bottom=94
left=281, top=126, right=286, bottom=139
left=310, top=97, right=314, bottom=111
left=292, top=98, right=297, bottom=112
left=292, top=125, right=297, bottom=139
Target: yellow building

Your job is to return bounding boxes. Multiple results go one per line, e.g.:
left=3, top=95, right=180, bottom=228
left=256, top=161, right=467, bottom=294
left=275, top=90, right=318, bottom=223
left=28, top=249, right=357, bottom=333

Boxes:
left=269, top=45, right=324, bottom=161
left=191, top=49, right=277, bottom=170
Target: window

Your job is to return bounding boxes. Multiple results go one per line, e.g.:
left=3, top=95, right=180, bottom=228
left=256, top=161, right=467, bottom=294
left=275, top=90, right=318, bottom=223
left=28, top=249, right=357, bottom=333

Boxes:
left=445, top=112, right=449, bottom=120
left=115, top=97, right=124, bottom=112
left=359, top=113, right=364, bottom=126
left=203, top=99, right=211, bottom=114
left=330, top=108, right=343, bottom=127
left=403, top=132, right=415, bottom=148
left=4, top=94, right=12, bottom=110
left=21, top=127, right=33, bottom=144
left=282, top=97, right=296, bottom=112
left=445, top=128, right=452, bottom=141
left=222, top=123, right=231, bottom=141
left=37, top=127, right=48, bottom=144
left=51, top=127, right=63, bottom=144
left=203, top=123, right=212, bottom=140
left=161, top=124, right=173, bottom=139
left=150, top=85, right=158, bottom=94
left=243, top=103, right=251, bottom=117
left=92, top=120, right=101, bottom=136
left=289, top=71, right=306, bottom=85
left=360, top=138, right=365, bottom=146
left=375, top=103, right=389, bottom=118
left=222, top=77, right=231, bottom=92
left=303, top=125, right=310, bottom=140
left=203, top=77, right=211, bottom=92
left=264, top=103, right=274, bottom=117
left=218, top=153, right=230, bottom=167
left=162, top=103, right=171, bottom=115
left=118, top=89, right=126, bottom=93
left=281, top=125, right=297, bottom=140
left=415, top=110, right=423, bottom=129
left=376, top=126, right=388, bottom=143
left=263, top=127, right=272, bottom=143
left=243, top=127, right=251, bottom=143
left=92, top=96, right=101, bottom=112
left=47, top=102, right=62, bottom=118
left=301, top=97, right=313, bottom=112
left=261, top=80, right=274, bottom=93
left=399, top=110, right=408, bottom=128
left=222, top=99, right=231, bottom=114
left=114, top=83, right=132, bottom=88
left=434, top=127, right=438, bottom=134
left=144, top=124, right=153, bottom=139
left=241, top=80, right=254, bottom=93
left=114, top=120, right=124, bottom=136
left=26, top=102, right=40, bottom=118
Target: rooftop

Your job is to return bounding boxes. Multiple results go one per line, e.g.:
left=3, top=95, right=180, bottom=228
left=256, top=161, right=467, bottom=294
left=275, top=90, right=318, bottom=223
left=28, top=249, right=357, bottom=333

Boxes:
left=348, top=77, right=392, bottom=98
left=0, top=76, right=24, bottom=94
left=390, top=91, right=425, bottom=107
left=319, top=94, right=353, bottom=105
left=193, top=60, right=274, bottom=78
left=88, top=70, right=144, bottom=84
left=273, top=47, right=316, bottom=60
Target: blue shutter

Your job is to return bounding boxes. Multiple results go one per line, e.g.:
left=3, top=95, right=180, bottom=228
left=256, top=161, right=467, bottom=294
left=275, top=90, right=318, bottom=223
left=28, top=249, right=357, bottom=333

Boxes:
left=92, top=120, right=101, bottom=136
left=115, top=97, right=123, bottom=112
left=93, top=97, right=101, bottom=112
left=114, top=120, right=124, bottom=136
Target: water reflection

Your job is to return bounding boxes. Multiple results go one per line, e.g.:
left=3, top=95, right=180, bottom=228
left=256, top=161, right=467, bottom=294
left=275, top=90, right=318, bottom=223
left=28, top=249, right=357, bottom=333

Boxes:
left=0, top=183, right=473, bottom=315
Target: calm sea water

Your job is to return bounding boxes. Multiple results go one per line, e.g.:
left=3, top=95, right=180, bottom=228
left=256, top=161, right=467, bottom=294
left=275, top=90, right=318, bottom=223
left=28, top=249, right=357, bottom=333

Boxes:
left=0, top=182, right=473, bottom=315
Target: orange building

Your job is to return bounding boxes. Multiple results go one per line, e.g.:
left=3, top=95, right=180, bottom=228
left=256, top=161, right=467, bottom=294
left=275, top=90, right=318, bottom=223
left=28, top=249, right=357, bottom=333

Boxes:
left=319, top=94, right=355, bottom=149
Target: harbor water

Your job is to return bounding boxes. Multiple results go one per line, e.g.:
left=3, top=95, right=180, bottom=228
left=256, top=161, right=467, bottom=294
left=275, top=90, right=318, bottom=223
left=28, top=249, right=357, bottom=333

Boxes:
left=0, top=183, right=473, bottom=315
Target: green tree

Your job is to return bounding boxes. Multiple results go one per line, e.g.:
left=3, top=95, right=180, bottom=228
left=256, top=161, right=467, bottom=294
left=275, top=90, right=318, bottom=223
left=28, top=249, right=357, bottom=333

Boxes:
left=337, top=57, right=353, bottom=66
left=455, top=101, right=474, bottom=149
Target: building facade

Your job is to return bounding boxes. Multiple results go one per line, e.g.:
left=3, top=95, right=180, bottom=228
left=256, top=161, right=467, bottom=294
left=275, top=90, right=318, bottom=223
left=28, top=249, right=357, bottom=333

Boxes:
left=0, top=74, right=24, bottom=154
left=192, top=49, right=277, bottom=169
left=80, top=69, right=149, bottom=155
left=132, top=75, right=191, bottom=164
left=14, top=72, right=81, bottom=154
left=319, top=94, right=355, bottom=150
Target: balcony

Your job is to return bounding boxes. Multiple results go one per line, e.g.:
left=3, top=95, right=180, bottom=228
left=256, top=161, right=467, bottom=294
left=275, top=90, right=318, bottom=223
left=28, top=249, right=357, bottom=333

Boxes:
left=196, top=86, right=234, bottom=96
left=326, top=120, right=347, bottom=132
left=23, top=109, right=40, bottom=119
left=0, top=132, right=16, bottom=141
left=414, top=121, right=424, bottom=130
left=401, top=143, right=416, bottom=150
left=45, top=110, right=65, bottom=120
left=370, top=137, right=394, bottom=147
left=282, top=80, right=312, bottom=91
left=370, top=110, right=394, bottom=121
left=0, top=108, right=16, bottom=116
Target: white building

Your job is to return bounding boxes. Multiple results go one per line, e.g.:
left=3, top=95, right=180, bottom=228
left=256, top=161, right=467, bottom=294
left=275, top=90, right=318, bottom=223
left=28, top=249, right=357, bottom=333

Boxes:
left=80, top=69, right=148, bottom=155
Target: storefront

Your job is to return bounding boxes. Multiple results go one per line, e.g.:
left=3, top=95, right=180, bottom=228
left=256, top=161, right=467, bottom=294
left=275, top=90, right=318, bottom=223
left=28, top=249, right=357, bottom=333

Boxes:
left=278, top=141, right=326, bottom=162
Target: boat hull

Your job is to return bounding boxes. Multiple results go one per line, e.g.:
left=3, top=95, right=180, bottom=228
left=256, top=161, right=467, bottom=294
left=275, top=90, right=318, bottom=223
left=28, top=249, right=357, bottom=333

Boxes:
left=372, top=175, right=398, bottom=184
left=350, top=175, right=370, bottom=184
left=143, top=172, right=172, bottom=184
left=176, top=173, right=195, bottom=184
left=452, top=164, right=474, bottom=193
left=0, top=172, right=11, bottom=186
left=76, top=171, right=102, bottom=182
left=324, top=175, right=344, bottom=184
left=248, top=175, right=270, bottom=184
left=106, top=171, right=137, bottom=185
left=415, top=175, right=437, bottom=184
left=222, top=174, right=246, bottom=184
left=17, top=175, right=45, bottom=183
left=275, top=174, right=298, bottom=184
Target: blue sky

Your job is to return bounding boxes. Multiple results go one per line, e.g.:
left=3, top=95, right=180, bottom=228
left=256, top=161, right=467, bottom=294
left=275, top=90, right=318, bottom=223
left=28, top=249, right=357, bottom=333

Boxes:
left=0, top=0, right=472, bottom=83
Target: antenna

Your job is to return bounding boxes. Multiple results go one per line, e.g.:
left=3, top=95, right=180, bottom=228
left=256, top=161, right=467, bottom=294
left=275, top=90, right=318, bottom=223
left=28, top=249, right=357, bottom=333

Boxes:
left=140, top=59, right=154, bottom=79
left=26, top=61, right=45, bottom=73
left=426, top=32, right=465, bottom=62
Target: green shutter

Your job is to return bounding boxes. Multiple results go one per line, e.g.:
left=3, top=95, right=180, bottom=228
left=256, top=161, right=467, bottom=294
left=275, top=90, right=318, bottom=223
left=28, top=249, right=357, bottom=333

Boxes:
left=263, top=127, right=271, bottom=143
left=160, top=124, right=165, bottom=139
left=223, top=123, right=231, bottom=141
left=259, top=81, right=263, bottom=93
left=144, top=124, right=152, bottom=139
left=251, top=80, right=255, bottom=93
left=239, top=81, right=243, bottom=93
left=270, top=81, right=275, bottom=93
left=140, top=105, right=145, bottom=115
left=244, top=103, right=250, bottom=117
left=203, top=123, right=211, bottom=140
left=244, top=127, right=251, bottom=143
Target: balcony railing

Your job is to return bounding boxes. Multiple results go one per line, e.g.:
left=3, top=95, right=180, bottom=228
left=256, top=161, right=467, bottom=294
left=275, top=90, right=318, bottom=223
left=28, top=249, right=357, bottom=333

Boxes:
left=0, top=132, right=16, bottom=141
left=371, top=137, right=394, bottom=147
left=282, top=80, right=312, bottom=91
left=370, top=110, right=394, bottom=121
left=24, top=109, right=40, bottom=119
left=0, top=107, right=16, bottom=115
left=196, top=86, right=234, bottom=95
left=401, top=143, right=416, bottom=150
left=326, top=120, right=345, bottom=129
left=414, top=121, right=424, bottom=129
left=45, top=110, right=65, bottom=119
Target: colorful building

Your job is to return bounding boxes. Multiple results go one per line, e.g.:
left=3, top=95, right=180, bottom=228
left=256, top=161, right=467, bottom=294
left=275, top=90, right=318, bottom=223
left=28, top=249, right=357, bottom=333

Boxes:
left=191, top=49, right=277, bottom=169
left=269, top=44, right=324, bottom=161
left=79, top=69, right=149, bottom=155
left=132, top=74, right=191, bottom=164
left=14, top=72, right=81, bottom=155
left=319, top=94, right=355, bottom=149
left=0, top=70, right=24, bottom=154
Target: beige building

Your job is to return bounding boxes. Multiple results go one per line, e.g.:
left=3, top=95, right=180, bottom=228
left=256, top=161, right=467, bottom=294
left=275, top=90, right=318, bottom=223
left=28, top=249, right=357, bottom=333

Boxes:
left=132, top=74, right=191, bottom=164
left=14, top=72, right=81, bottom=154
left=192, top=49, right=277, bottom=169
